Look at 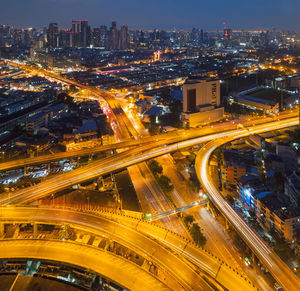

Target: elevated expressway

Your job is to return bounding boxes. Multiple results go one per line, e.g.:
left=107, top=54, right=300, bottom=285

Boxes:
left=0, top=138, right=154, bottom=172
left=195, top=123, right=300, bottom=291
left=0, top=117, right=298, bottom=206
left=4, top=62, right=300, bottom=289
left=0, top=117, right=298, bottom=290
left=0, top=206, right=256, bottom=291
left=0, top=240, right=168, bottom=291
left=0, top=112, right=284, bottom=172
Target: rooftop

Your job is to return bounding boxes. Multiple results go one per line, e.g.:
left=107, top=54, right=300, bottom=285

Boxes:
left=237, top=94, right=277, bottom=106
left=185, top=76, right=219, bottom=85
left=28, top=112, right=45, bottom=122
left=260, top=193, right=300, bottom=220
left=144, top=106, right=163, bottom=116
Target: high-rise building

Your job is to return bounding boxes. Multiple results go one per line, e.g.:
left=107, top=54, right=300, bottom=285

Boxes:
left=0, top=25, right=11, bottom=46
left=182, top=77, right=223, bottom=127
left=92, top=27, right=101, bottom=47
left=92, top=26, right=107, bottom=48
left=58, top=30, right=69, bottom=47
left=224, top=28, right=232, bottom=39
left=183, top=77, right=220, bottom=113
left=80, top=20, right=90, bottom=47
left=47, top=23, right=59, bottom=48
left=109, top=21, right=119, bottom=50
left=99, top=26, right=107, bottom=48
left=120, top=25, right=130, bottom=50
left=106, top=22, right=129, bottom=50
left=72, top=20, right=81, bottom=33
left=71, top=20, right=91, bottom=47
left=200, top=29, right=204, bottom=43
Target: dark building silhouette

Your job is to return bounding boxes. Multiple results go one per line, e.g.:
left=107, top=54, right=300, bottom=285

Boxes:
left=47, top=23, right=59, bottom=48
left=106, top=22, right=129, bottom=50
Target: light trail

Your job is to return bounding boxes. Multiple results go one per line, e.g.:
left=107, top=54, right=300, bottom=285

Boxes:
left=195, top=120, right=300, bottom=291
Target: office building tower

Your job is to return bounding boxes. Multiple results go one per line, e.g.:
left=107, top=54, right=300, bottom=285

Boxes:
left=72, top=20, right=81, bottom=33
left=92, top=27, right=101, bottom=47
left=47, top=23, right=59, bottom=48
left=71, top=20, right=90, bottom=47
left=120, top=25, right=130, bottom=50
left=80, top=20, right=90, bottom=47
left=182, top=77, right=223, bottom=127
left=99, top=26, right=107, bottom=48
left=109, top=21, right=119, bottom=50
left=183, top=77, right=220, bottom=112
left=106, top=22, right=129, bottom=50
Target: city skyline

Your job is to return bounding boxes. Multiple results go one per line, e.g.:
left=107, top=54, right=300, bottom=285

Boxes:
left=1, top=0, right=300, bottom=30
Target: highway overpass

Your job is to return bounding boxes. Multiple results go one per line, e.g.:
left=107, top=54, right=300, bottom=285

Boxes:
left=0, top=116, right=298, bottom=206
left=4, top=61, right=300, bottom=289
left=0, top=240, right=170, bottom=291
left=0, top=206, right=257, bottom=291
left=195, top=122, right=300, bottom=291
left=0, top=138, right=154, bottom=172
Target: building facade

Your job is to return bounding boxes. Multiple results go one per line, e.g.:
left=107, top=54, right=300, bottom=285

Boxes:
left=182, top=77, right=223, bottom=127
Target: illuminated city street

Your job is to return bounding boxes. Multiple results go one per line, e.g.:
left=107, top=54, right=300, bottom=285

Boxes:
left=0, top=2, right=300, bottom=290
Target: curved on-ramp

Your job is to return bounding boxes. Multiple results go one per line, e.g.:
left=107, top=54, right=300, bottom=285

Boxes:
left=0, top=206, right=257, bottom=291
left=2, top=117, right=298, bottom=206
left=195, top=118, right=300, bottom=291
left=0, top=239, right=170, bottom=291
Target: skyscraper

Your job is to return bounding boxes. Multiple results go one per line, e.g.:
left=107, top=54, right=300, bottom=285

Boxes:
left=106, top=22, right=129, bottom=50
left=183, top=77, right=220, bottom=112
left=120, top=25, right=130, bottom=50
left=80, top=20, right=90, bottom=47
left=99, top=26, right=107, bottom=48
left=47, top=23, right=59, bottom=48
left=182, top=77, right=223, bottom=127
left=109, top=21, right=119, bottom=50
left=71, top=20, right=91, bottom=47
left=72, top=20, right=81, bottom=33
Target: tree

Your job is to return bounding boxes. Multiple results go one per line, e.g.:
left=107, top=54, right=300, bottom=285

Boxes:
left=158, top=175, right=174, bottom=192
left=148, top=160, right=163, bottom=176
left=187, top=153, right=196, bottom=164
left=149, top=115, right=157, bottom=125
left=148, top=124, right=160, bottom=136
left=274, top=238, right=293, bottom=261
left=213, top=147, right=223, bottom=162
left=190, top=223, right=207, bottom=247
left=56, top=92, right=77, bottom=110
left=173, top=119, right=183, bottom=129
left=183, top=215, right=195, bottom=228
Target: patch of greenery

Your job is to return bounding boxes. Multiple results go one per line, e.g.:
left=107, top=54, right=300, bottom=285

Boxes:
left=148, top=160, right=163, bottom=176
left=183, top=215, right=207, bottom=247
left=158, top=175, right=174, bottom=193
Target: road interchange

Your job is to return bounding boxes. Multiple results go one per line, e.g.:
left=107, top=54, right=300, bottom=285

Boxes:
left=3, top=61, right=300, bottom=289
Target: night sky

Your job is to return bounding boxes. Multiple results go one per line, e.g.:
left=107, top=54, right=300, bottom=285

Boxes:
left=1, top=0, right=299, bottom=30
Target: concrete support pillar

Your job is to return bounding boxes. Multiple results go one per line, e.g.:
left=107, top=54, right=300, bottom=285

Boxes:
left=0, top=223, right=4, bottom=237
left=251, top=251, right=256, bottom=264
left=225, top=219, right=230, bottom=230
left=33, top=223, right=38, bottom=238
